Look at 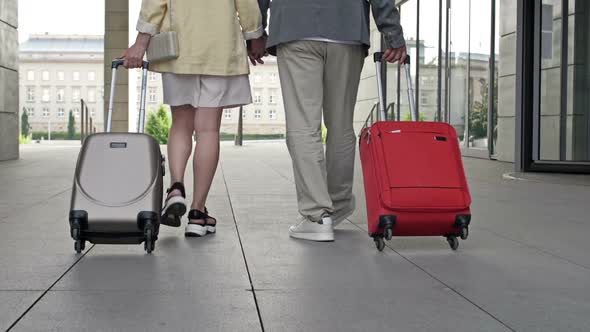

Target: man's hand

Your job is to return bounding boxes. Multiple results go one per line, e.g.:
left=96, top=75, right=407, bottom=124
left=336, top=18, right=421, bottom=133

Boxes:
left=383, top=46, right=407, bottom=64
left=121, top=33, right=150, bottom=69
left=248, top=36, right=267, bottom=66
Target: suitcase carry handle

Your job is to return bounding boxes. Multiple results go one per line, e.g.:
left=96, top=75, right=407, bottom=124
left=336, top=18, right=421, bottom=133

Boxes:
left=373, top=52, right=417, bottom=122
left=106, top=59, right=150, bottom=133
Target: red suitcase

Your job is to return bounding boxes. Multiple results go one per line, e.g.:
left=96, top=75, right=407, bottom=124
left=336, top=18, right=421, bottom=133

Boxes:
left=359, top=53, right=472, bottom=251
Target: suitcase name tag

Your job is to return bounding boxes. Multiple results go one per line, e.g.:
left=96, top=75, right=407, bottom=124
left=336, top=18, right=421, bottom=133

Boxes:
left=110, top=142, right=128, bottom=149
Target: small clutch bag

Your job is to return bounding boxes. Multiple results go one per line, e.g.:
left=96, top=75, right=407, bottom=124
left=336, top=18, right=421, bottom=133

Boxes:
left=146, top=31, right=179, bottom=63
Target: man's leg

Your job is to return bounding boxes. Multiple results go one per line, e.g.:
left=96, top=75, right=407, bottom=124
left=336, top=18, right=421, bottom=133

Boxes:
left=277, top=41, right=334, bottom=221
left=323, top=43, right=365, bottom=226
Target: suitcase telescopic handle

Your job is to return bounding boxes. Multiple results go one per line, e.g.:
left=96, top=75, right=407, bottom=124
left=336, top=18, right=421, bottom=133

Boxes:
left=373, top=52, right=417, bottom=122
left=106, top=59, right=150, bottom=133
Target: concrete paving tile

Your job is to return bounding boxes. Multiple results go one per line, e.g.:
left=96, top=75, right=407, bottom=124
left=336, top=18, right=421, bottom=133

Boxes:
left=0, top=291, right=41, bottom=332
left=11, top=289, right=261, bottom=332
left=54, top=194, right=251, bottom=292
left=256, top=288, right=510, bottom=332
left=387, top=229, right=590, bottom=332
left=52, top=222, right=250, bottom=292
left=0, top=220, right=83, bottom=290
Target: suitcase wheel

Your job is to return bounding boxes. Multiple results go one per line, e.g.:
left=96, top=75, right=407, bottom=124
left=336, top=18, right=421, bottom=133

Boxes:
left=460, top=226, right=469, bottom=240
left=447, top=236, right=459, bottom=251
left=374, top=237, right=386, bottom=252
left=144, top=226, right=155, bottom=254
left=384, top=228, right=393, bottom=241
left=74, top=239, right=86, bottom=254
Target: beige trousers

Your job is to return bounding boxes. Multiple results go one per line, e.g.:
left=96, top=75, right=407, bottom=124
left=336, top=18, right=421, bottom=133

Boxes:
left=277, top=41, right=365, bottom=221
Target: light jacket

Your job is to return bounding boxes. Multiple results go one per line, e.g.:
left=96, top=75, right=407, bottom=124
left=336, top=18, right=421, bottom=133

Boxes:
left=257, top=0, right=405, bottom=56
left=137, top=0, right=263, bottom=76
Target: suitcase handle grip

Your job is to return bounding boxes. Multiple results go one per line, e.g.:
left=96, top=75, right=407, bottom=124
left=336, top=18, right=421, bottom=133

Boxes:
left=373, top=52, right=416, bottom=122
left=111, top=59, right=150, bottom=69
left=106, top=59, right=150, bottom=133
left=373, top=52, right=411, bottom=65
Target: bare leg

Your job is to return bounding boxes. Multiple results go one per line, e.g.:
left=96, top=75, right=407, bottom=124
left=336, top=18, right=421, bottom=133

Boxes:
left=167, top=105, right=195, bottom=197
left=191, top=107, right=223, bottom=213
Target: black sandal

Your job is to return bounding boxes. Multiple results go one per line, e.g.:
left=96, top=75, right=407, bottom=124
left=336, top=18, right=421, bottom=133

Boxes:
left=204, top=207, right=217, bottom=234
left=185, top=209, right=208, bottom=237
left=161, top=182, right=187, bottom=227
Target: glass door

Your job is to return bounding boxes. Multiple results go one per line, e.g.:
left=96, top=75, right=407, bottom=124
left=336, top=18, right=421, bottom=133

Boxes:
left=533, top=0, right=590, bottom=164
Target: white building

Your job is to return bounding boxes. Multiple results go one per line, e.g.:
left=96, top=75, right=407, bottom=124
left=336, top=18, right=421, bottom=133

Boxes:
left=133, top=56, right=286, bottom=136
left=19, top=34, right=105, bottom=133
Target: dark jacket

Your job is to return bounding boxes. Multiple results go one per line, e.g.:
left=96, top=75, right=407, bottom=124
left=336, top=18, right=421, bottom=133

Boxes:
left=257, top=0, right=405, bottom=55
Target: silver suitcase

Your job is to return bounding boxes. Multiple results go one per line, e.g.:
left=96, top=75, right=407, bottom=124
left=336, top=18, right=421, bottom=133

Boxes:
left=69, top=59, right=165, bottom=254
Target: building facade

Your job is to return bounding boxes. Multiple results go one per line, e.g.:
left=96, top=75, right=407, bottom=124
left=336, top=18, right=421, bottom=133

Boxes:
left=0, top=0, right=19, bottom=161
left=18, top=34, right=105, bottom=134
left=355, top=0, right=590, bottom=173
left=132, top=56, right=285, bottom=136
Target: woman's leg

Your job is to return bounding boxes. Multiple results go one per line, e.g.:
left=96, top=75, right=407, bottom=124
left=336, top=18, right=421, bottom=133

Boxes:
left=167, top=105, right=195, bottom=191
left=162, top=105, right=195, bottom=227
left=191, top=107, right=223, bottom=212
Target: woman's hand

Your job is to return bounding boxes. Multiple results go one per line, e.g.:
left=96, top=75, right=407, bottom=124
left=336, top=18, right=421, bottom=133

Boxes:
left=248, top=36, right=267, bottom=66
left=120, top=33, right=151, bottom=69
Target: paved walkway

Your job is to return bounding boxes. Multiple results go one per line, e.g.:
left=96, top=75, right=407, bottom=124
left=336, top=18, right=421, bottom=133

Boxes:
left=1, top=142, right=590, bottom=331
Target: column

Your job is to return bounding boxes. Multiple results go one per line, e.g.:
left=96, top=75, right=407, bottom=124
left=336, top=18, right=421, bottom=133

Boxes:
left=104, top=0, right=129, bottom=132
left=0, top=0, right=19, bottom=161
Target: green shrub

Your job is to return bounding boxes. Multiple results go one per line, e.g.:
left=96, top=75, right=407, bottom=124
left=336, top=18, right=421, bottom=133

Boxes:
left=19, top=135, right=31, bottom=144
left=146, top=105, right=172, bottom=144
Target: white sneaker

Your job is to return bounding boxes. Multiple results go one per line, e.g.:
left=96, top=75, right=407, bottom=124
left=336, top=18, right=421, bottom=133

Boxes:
left=289, top=216, right=334, bottom=242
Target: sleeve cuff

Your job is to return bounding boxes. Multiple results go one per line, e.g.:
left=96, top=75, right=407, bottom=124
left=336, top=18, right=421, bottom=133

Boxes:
left=383, top=31, right=406, bottom=49
left=243, top=26, right=264, bottom=40
left=136, top=19, right=159, bottom=36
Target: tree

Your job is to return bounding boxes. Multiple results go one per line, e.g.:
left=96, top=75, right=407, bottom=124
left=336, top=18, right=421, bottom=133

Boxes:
left=403, top=112, right=427, bottom=121
left=470, top=78, right=497, bottom=140
left=67, top=110, right=75, bottom=140
left=21, top=108, right=29, bottom=137
left=146, top=105, right=172, bottom=144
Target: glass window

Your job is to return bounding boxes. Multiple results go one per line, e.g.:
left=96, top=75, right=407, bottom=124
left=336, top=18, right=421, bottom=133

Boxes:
left=88, top=88, right=96, bottom=103
left=42, top=107, right=50, bottom=117
left=254, top=109, right=262, bottom=119
left=26, top=107, right=35, bottom=117
left=269, top=72, right=278, bottom=83
left=224, top=109, right=232, bottom=120
left=269, top=89, right=277, bottom=104
left=254, top=89, right=263, bottom=104
left=58, top=108, right=65, bottom=118
left=42, top=88, right=50, bottom=102
left=418, top=0, right=441, bottom=122
left=88, top=71, right=96, bottom=81
left=254, top=73, right=263, bottom=83
left=73, top=71, right=80, bottom=81
left=42, top=71, right=50, bottom=81
left=564, top=0, right=590, bottom=161
left=149, top=87, right=157, bottom=103
left=448, top=0, right=470, bottom=145
left=73, top=107, right=80, bottom=118
left=468, top=0, right=492, bottom=149
left=538, top=0, right=562, bottom=160
left=90, top=108, right=96, bottom=118
left=57, top=88, right=65, bottom=102
left=72, top=88, right=81, bottom=102
left=149, top=72, right=158, bottom=81
left=26, top=87, right=35, bottom=102
left=399, top=0, right=417, bottom=121
left=57, top=71, right=65, bottom=81
left=27, top=71, right=35, bottom=81
left=269, top=109, right=277, bottom=120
